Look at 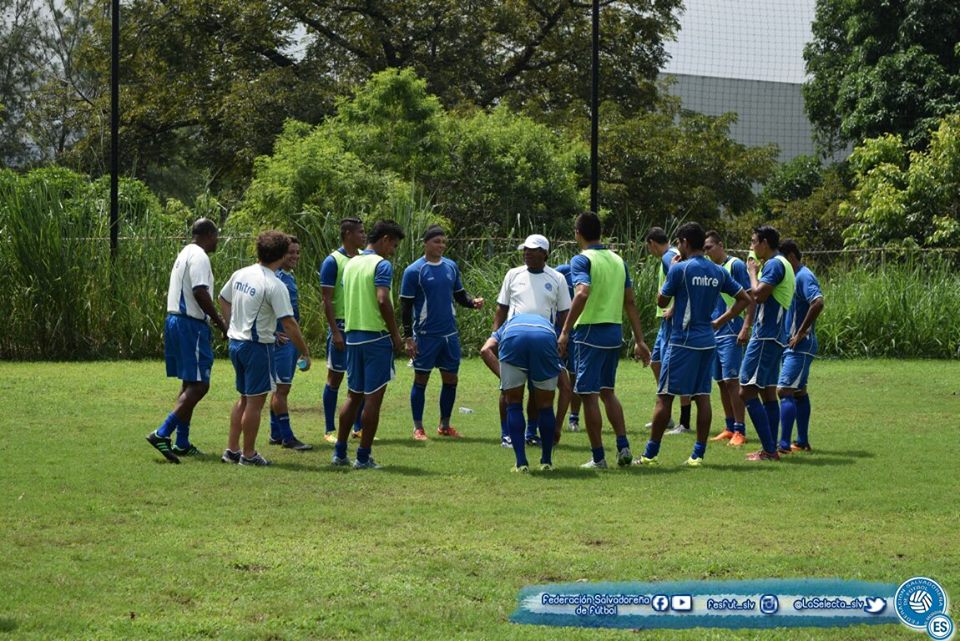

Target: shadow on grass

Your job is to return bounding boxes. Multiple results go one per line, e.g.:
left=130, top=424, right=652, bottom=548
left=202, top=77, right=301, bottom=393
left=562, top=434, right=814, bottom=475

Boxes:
left=215, top=459, right=438, bottom=476
left=528, top=468, right=615, bottom=480
left=806, top=449, right=875, bottom=459
left=0, top=619, right=16, bottom=634
left=781, top=456, right=856, bottom=467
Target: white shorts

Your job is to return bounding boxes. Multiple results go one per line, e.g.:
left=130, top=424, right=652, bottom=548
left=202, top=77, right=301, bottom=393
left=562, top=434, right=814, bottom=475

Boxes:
left=499, top=362, right=558, bottom=392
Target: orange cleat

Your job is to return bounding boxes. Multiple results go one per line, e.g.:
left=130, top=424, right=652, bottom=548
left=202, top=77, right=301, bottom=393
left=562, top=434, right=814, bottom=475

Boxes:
left=413, top=427, right=429, bottom=441
left=437, top=426, right=462, bottom=438
left=790, top=442, right=812, bottom=452
left=728, top=432, right=748, bottom=447
left=711, top=430, right=735, bottom=442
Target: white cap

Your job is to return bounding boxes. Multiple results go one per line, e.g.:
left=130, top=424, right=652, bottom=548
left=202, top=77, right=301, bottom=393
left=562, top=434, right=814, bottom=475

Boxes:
left=517, top=234, right=550, bottom=252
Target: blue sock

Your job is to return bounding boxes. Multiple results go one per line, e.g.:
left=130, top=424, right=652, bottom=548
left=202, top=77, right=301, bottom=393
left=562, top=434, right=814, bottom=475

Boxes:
left=322, top=385, right=338, bottom=433
left=764, top=401, right=780, bottom=449
left=779, top=397, right=797, bottom=449
left=733, top=421, right=746, bottom=434
left=156, top=412, right=180, bottom=438
left=591, top=447, right=605, bottom=464
left=269, top=410, right=280, bottom=441
left=507, top=402, right=528, bottom=467
left=439, top=384, right=457, bottom=426
left=334, top=440, right=348, bottom=460
left=746, top=398, right=775, bottom=453
left=537, top=407, right=555, bottom=465
left=276, top=413, right=294, bottom=442
left=354, top=399, right=365, bottom=432
left=410, top=383, right=426, bottom=425
left=526, top=419, right=538, bottom=440
left=795, top=395, right=811, bottom=445
left=174, top=422, right=190, bottom=449
left=692, top=441, right=707, bottom=460
left=616, top=435, right=630, bottom=452
left=643, top=439, right=661, bottom=459
left=569, top=412, right=579, bottom=422
left=725, top=416, right=735, bottom=432
left=356, top=446, right=371, bottom=463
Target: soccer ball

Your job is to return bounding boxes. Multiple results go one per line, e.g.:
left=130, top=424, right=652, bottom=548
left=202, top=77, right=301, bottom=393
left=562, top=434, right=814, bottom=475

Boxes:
left=908, top=590, right=933, bottom=614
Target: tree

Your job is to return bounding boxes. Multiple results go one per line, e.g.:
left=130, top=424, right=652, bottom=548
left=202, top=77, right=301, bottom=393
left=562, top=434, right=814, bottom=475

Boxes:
left=0, top=0, right=43, bottom=165
left=804, top=0, right=960, bottom=152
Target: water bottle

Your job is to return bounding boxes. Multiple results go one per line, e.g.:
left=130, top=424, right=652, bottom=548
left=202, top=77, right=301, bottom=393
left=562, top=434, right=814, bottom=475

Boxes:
left=297, top=357, right=309, bottom=371
left=458, top=407, right=474, bottom=414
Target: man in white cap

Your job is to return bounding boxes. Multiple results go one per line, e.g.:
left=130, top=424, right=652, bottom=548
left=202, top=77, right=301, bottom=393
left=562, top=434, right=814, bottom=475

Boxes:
left=490, top=234, right=572, bottom=447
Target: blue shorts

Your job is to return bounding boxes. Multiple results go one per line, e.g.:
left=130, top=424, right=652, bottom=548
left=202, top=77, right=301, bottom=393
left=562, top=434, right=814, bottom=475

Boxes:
left=347, top=337, right=395, bottom=395
left=740, top=339, right=785, bottom=389
left=651, top=318, right=672, bottom=363
left=326, top=320, right=347, bottom=373
left=778, top=350, right=815, bottom=389
left=658, top=345, right=715, bottom=396
left=712, top=335, right=743, bottom=381
left=164, top=314, right=213, bottom=383
left=274, top=341, right=299, bottom=385
left=499, top=330, right=561, bottom=387
left=413, top=333, right=461, bottom=373
left=573, top=343, right=619, bottom=394
left=229, top=340, right=277, bottom=396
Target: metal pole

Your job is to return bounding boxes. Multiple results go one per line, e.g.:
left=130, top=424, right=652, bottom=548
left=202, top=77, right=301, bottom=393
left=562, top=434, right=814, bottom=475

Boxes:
left=110, top=0, right=120, bottom=258
left=590, top=0, right=599, bottom=213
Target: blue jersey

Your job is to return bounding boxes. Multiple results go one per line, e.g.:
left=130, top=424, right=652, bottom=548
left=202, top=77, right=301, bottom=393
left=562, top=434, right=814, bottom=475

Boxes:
left=712, top=256, right=751, bottom=338
left=661, top=255, right=743, bottom=349
left=318, top=248, right=349, bottom=290
left=274, top=269, right=299, bottom=334
left=786, top=265, right=823, bottom=354
left=494, top=313, right=557, bottom=363
left=400, top=257, right=464, bottom=337
left=570, top=245, right=633, bottom=348
left=661, top=247, right=680, bottom=276
left=553, top=263, right=575, bottom=334
left=753, top=253, right=790, bottom=343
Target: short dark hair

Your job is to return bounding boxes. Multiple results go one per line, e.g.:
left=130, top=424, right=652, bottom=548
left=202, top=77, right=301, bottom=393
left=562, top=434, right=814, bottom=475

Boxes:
left=287, top=235, right=300, bottom=246
left=575, top=211, right=602, bottom=242
left=368, top=220, right=405, bottom=244
left=705, top=230, right=723, bottom=245
left=677, top=222, right=706, bottom=251
left=340, top=217, right=363, bottom=240
left=753, top=224, right=780, bottom=251
left=191, top=218, right=218, bottom=238
left=645, top=227, right=668, bottom=244
left=422, top=224, right=446, bottom=242
left=256, top=230, right=290, bottom=264
left=780, top=239, right=801, bottom=261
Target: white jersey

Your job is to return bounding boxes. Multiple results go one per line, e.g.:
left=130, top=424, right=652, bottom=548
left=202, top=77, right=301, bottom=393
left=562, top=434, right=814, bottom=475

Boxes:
left=166, top=243, right=214, bottom=320
left=496, top=265, right=572, bottom=326
left=220, top=264, right=294, bottom=344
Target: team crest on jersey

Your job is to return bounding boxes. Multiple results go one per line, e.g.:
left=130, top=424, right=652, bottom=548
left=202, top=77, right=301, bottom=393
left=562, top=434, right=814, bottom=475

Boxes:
left=545, top=283, right=553, bottom=291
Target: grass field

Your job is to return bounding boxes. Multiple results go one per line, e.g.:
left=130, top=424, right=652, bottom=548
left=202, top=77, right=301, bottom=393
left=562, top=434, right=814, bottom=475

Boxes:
left=1, top=358, right=958, bottom=640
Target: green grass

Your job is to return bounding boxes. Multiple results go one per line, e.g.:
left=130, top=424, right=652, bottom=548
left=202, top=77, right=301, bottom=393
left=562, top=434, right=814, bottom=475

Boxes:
left=1, top=358, right=959, bottom=640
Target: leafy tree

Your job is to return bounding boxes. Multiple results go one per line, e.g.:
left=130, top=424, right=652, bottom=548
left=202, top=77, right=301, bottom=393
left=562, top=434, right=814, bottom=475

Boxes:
left=0, top=0, right=43, bottom=165
left=804, top=0, right=960, bottom=151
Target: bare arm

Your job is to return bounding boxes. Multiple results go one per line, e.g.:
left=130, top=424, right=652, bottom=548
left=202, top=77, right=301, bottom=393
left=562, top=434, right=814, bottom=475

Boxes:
left=479, top=336, right=500, bottom=378
left=558, top=284, right=590, bottom=358
left=789, top=297, right=824, bottom=349
left=492, top=304, right=509, bottom=331
left=321, top=287, right=344, bottom=351
left=713, top=289, right=752, bottom=330
left=623, top=287, right=650, bottom=365
left=377, top=286, right=403, bottom=351
left=218, top=295, right=231, bottom=327
left=279, top=316, right=310, bottom=370
left=194, top=286, right=228, bottom=337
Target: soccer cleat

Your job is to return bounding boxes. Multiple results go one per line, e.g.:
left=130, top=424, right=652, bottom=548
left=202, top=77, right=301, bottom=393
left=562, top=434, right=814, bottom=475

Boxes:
left=538, top=463, right=554, bottom=471
left=171, top=444, right=204, bottom=457
left=239, top=452, right=271, bottom=466
left=634, top=455, right=660, bottom=466
left=511, top=465, right=529, bottom=473
left=665, top=424, right=693, bottom=435
left=644, top=418, right=674, bottom=430
left=711, top=430, right=735, bottom=442
left=268, top=437, right=283, bottom=445
left=580, top=459, right=608, bottom=469
left=331, top=455, right=352, bottom=466
left=617, top=447, right=633, bottom=467
left=323, top=432, right=338, bottom=444
left=353, top=458, right=382, bottom=470
left=282, top=438, right=314, bottom=451
left=221, top=449, right=241, bottom=464
left=146, top=432, right=181, bottom=464
left=351, top=430, right=363, bottom=439
left=777, top=446, right=793, bottom=455
left=790, top=442, right=812, bottom=452
left=746, top=449, right=781, bottom=461
left=437, top=426, right=462, bottom=438
left=568, top=416, right=580, bottom=432
left=525, top=435, right=541, bottom=446
left=413, top=427, right=429, bottom=441
left=685, top=456, right=703, bottom=467
left=728, top=432, right=748, bottom=447
left=500, top=435, right=512, bottom=448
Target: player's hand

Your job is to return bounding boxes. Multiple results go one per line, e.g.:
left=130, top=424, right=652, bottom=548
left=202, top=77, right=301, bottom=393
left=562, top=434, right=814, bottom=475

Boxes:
left=737, top=325, right=751, bottom=346
left=663, top=307, right=674, bottom=320
left=711, top=318, right=722, bottom=331
left=297, top=356, right=312, bottom=372
left=276, top=331, right=290, bottom=345
left=671, top=253, right=681, bottom=264
left=331, top=331, right=346, bottom=352
left=404, top=337, right=418, bottom=358
left=634, top=340, right=651, bottom=366
left=392, top=335, right=404, bottom=353
left=557, top=332, right=569, bottom=358
left=746, top=257, right=758, bottom=276
left=788, top=328, right=807, bottom=350
left=472, top=297, right=485, bottom=310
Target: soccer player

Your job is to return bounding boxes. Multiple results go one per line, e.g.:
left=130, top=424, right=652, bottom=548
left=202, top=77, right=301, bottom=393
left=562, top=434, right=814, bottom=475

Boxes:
left=219, top=231, right=311, bottom=466
left=777, top=240, right=824, bottom=453
left=555, top=262, right=581, bottom=432
left=147, top=218, right=229, bottom=464
left=319, top=218, right=366, bottom=443
left=267, top=236, right=312, bottom=451
left=637, top=223, right=750, bottom=467
left=480, top=313, right=562, bottom=472
left=400, top=225, right=484, bottom=440
left=558, top=212, right=651, bottom=469
left=644, top=227, right=692, bottom=434
left=333, top=220, right=406, bottom=469
left=704, top=230, right=754, bottom=446
left=739, top=225, right=795, bottom=461
left=493, top=234, right=572, bottom=446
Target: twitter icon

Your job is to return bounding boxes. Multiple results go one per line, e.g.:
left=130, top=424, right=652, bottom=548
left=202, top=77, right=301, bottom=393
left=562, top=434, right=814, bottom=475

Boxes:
left=864, top=597, right=887, bottom=614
